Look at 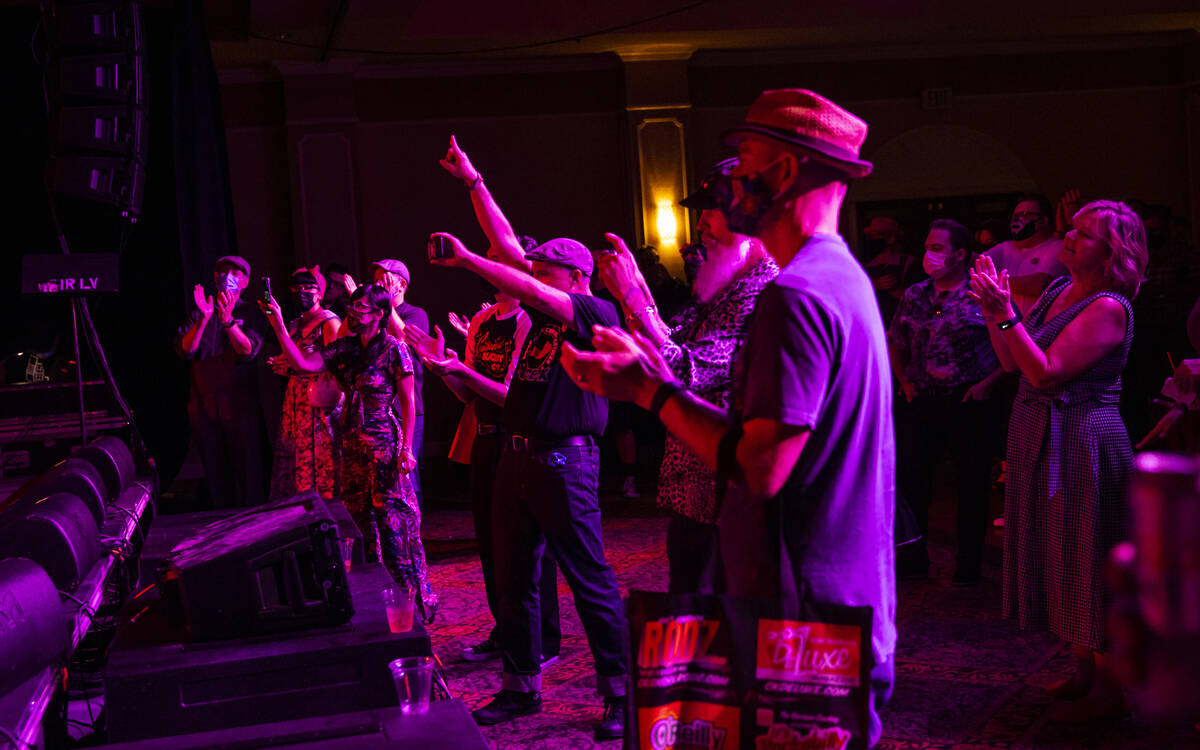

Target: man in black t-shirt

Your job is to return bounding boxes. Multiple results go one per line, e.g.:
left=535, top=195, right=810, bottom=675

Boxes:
left=429, top=231, right=627, bottom=741
left=174, top=255, right=267, bottom=508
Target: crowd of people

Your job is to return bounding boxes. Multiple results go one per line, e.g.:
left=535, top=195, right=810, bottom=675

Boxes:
left=172, top=86, right=1198, bottom=744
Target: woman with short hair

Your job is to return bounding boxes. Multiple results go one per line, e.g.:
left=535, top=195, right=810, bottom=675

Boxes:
left=970, top=200, right=1149, bottom=721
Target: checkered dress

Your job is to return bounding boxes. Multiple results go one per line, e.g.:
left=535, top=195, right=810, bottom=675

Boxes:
left=1001, top=277, right=1134, bottom=651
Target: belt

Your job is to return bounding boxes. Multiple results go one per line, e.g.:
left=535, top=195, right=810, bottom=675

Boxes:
left=508, top=434, right=595, bottom=453
left=476, top=423, right=501, bottom=436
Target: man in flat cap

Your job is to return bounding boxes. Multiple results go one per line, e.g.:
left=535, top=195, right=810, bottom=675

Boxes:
left=372, top=259, right=431, bottom=507
left=427, top=230, right=628, bottom=741
left=175, top=255, right=268, bottom=507
left=562, top=89, right=897, bottom=746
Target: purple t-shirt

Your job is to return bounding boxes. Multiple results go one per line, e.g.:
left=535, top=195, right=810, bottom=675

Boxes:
left=734, top=233, right=897, bottom=669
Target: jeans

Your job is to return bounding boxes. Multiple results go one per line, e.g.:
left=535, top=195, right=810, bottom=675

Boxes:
left=493, top=443, right=627, bottom=696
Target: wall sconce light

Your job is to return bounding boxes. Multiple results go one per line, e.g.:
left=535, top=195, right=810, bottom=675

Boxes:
left=636, top=117, right=688, bottom=269
left=655, top=199, right=678, bottom=248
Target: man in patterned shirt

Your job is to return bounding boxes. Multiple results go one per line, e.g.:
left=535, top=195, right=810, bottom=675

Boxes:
left=888, top=219, right=1003, bottom=585
left=597, top=157, right=778, bottom=595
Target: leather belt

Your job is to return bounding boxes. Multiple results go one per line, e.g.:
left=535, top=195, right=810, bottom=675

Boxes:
left=476, top=423, right=501, bottom=436
left=508, top=434, right=595, bottom=453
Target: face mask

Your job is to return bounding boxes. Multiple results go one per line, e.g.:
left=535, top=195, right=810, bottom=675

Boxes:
left=478, top=276, right=499, bottom=298
left=292, top=291, right=317, bottom=311
left=862, top=237, right=887, bottom=256
left=217, top=273, right=240, bottom=293
left=922, top=250, right=955, bottom=279
left=721, top=159, right=784, bottom=236
left=1011, top=217, right=1039, bottom=241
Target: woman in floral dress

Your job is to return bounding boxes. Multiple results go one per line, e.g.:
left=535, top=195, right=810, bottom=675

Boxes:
left=263, top=283, right=438, bottom=622
left=268, top=268, right=341, bottom=501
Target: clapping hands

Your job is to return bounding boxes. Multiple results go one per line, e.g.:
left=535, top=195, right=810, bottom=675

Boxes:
left=967, top=255, right=1013, bottom=321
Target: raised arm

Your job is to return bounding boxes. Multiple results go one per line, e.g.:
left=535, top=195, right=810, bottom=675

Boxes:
left=178, top=285, right=214, bottom=356
left=970, top=255, right=1125, bottom=388
left=440, top=135, right=530, bottom=271
left=429, top=232, right=576, bottom=328
left=260, top=296, right=325, bottom=373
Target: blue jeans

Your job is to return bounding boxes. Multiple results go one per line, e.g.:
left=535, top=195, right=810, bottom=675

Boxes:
left=492, top=443, right=627, bottom=697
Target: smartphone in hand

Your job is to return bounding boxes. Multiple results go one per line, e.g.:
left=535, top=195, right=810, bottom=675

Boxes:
left=261, top=276, right=272, bottom=304
left=427, top=235, right=450, bottom=261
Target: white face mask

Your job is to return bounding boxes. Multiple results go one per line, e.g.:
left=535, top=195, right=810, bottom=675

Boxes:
left=217, top=273, right=241, bottom=293
left=922, top=250, right=955, bottom=279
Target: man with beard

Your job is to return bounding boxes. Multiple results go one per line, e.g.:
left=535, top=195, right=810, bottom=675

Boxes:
left=596, top=157, right=779, bottom=594
left=985, top=194, right=1067, bottom=315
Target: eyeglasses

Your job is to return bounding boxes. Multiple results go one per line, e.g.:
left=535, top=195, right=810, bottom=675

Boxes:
left=1011, top=211, right=1043, bottom=220
left=349, top=304, right=380, bottom=315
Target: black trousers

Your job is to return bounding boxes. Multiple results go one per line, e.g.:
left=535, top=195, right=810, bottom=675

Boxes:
left=469, top=432, right=560, bottom=656
left=493, top=442, right=627, bottom=696
left=189, top=387, right=266, bottom=508
left=896, top=386, right=1002, bottom=573
left=665, top=513, right=723, bottom=594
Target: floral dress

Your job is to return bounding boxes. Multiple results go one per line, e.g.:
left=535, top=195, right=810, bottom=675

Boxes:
left=321, top=332, right=437, bottom=620
left=269, top=311, right=340, bottom=501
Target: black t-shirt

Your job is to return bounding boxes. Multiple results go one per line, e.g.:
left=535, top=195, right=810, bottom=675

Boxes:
left=395, top=301, right=428, bottom=416
left=174, top=299, right=265, bottom=398
left=467, top=304, right=530, bottom=426
left=503, top=294, right=619, bottom=439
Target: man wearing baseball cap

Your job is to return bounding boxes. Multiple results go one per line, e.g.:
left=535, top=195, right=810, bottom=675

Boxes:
left=370, top=258, right=431, bottom=507
left=427, top=230, right=627, bottom=740
left=175, top=255, right=268, bottom=508
left=562, top=89, right=897, bottom=746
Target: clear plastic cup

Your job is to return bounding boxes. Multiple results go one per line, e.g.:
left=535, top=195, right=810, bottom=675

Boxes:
left=388, top=656, right=435, bottom=714
left=339, top=537, right=355, bottom=574
left=383, top=586, right=415, bottom=633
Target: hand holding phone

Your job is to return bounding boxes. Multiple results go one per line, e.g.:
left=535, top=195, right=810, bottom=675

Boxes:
left=427, top=235, right=450, bottom=261
left=261, top=276, right=272, bottom=304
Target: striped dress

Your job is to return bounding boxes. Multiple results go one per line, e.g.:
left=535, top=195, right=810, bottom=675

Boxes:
left=1001, top=276, right=1134, bottom=651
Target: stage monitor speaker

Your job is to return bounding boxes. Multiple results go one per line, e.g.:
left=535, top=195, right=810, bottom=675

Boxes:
left=160, top=493, right=353, bottom=641
left=0, top=457, right=106, bottom=528
left=74, top=434, right=135, bottom=502
left=0, top=558, right=70, bottom=696
left=0, top=492, right=101, bottom=592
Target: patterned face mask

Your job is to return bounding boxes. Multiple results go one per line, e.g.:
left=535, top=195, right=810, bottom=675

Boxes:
left=720, top=157, right=787, bottom=236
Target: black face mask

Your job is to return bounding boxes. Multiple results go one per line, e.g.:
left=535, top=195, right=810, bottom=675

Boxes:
left=478, top=276, right=499, bottom=298
left=292, top=291, right=317, bottom=311
left=862, top=237, right=887, bottom=256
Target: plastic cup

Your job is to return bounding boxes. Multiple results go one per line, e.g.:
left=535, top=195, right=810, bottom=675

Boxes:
left=388, top=656, right=434, bottom=714
left=383, top=586, right=415, bottom=633
left=339, top=537, right=355, bottom=574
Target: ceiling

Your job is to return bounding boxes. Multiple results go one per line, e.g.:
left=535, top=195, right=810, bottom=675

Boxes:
left=200, top=0, right=1200, bottom=68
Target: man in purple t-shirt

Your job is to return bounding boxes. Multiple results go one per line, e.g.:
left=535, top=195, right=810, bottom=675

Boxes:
left=562, top=89, right=897, bottom=747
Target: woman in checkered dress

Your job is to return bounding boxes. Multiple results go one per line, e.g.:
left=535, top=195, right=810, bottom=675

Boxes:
left=969, top=200, right=1148, bottom=722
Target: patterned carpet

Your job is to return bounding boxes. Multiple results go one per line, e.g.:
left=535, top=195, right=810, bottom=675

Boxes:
left=419, top=496, right=1200, bottom=750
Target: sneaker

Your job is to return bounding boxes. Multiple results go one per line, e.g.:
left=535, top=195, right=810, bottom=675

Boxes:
left=461, top=635, right=502, bottom=662
left=539, top=653, right=559, bottom=670
left=621, top=476, right=639, bottom=498
left=473, top=690, right=542, bottom=726
left=594, top=696, right=625, bottom=740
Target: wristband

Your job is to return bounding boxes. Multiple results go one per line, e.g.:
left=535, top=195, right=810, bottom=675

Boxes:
left=222, top=318, right=237, bottom=329
left=626, top=304, right=657, bottom=328
left=649, top=381, right=684, bottom=417
left=467, top=174, right=483, bottom=190
left=996, top=315, right=1021, bottom=331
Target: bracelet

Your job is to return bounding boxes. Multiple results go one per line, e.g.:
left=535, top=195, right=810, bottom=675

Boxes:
left=996, top=315, right=1021, bottom=331
left=467, top=174, right=483, bottom=190
left=649, top=381, right=684, bottom=417
left=222, top=318, right=237, bottom=329
left=626, top=304, right=657, bottom=328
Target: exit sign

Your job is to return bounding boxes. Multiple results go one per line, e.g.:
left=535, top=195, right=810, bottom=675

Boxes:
left=921, top=88, right=953, bottom=110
